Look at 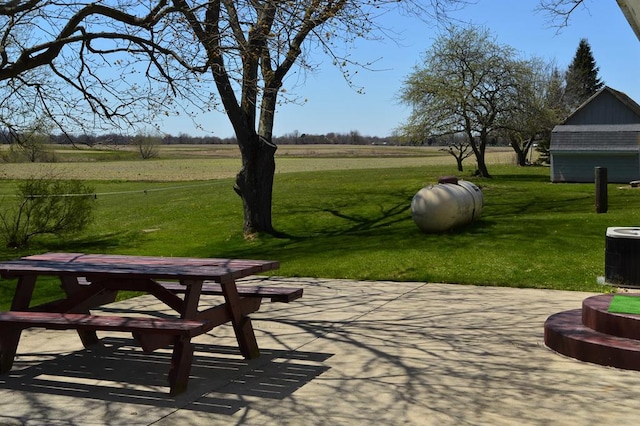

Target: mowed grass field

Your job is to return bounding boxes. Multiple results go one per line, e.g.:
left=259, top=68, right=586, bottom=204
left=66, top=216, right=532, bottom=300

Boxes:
left=0, top=144, right=631, bottom=309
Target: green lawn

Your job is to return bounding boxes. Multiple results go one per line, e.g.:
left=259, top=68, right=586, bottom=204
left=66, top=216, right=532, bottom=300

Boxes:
left=1, top=162, right=636, bottom=310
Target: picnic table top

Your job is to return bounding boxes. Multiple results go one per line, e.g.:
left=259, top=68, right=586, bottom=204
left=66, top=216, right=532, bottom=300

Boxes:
left=0, top=253, right=279, bottom=282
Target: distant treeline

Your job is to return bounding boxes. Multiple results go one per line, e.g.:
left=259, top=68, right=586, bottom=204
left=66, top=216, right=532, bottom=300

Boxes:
left=1, top=129, right=513, bottom=147
left=0, top=130, right=401, bottom=146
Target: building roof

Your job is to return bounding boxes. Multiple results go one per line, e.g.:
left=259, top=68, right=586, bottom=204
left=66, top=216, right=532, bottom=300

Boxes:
left=562, top=86, right=640, bottom=124
left=553, top=124, right=640, bottom=133
left=551, top=124, right=640, bottom=152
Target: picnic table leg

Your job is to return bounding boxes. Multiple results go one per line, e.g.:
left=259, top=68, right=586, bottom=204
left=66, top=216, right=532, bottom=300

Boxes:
left=0, top=329, right=21, bottom=373
left=158, top=279, right=204, bottom=395
left=180, top=279, right=204, bottom=318
left=219, top=278, right=260, bottom=359
left=167, top=336, right=194, bottom=396
left=1, top=275, right=37, bottom=373
left=60, top=276, right=100, bottom=347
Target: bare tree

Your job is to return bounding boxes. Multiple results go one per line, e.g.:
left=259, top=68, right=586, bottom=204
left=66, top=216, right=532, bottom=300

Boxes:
left=0, top=0, right=469, bottom=237
left=169, top=1, right=471, bottom=235
left=537, top=0, right=591, bottom=28
left=499, top=58, right=567, bottom=166
left=0, top=3, right=200, bottom=135
left=133, top=133, right=161, bottom=160
left=439, top=133, right=474, bottom=172
left=398, top=26, right=526, bottom=178
left=7, top=116, right=54, bottom=162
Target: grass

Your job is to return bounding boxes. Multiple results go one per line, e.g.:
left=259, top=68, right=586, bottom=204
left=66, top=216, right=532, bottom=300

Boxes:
left=0, top=144, right=514, bottom=180
left=0, top=148, right=635, bottom=310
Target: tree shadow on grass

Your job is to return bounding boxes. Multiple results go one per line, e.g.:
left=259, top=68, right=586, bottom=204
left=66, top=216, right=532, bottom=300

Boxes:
left=272, top=191, right=415, bottom=241
left=486, top=194, right=593, bottom=217
left=490, top=173, right=551, bottom=183
left=41, top=231, right=149, bottom=254
left=318, top=200, right=412, bottom=237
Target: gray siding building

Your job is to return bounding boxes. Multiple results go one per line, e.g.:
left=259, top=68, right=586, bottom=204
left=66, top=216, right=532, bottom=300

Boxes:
left=550, top=87, right=640, bottom=183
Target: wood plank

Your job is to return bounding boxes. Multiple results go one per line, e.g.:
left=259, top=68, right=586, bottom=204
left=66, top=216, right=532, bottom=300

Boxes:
left=74, top=278, right=303, bottom=303
left=218, top=278, right=260, bottom=359
left=168, top=336, right=195, bottom=396
left=0, top=312, right=209, bottom=337
left=10, top=275, right=36, bottom=310
left=117, top=298, right=262, bottom=352
left=60, top=275, right=103, bottom=347
left=0, top=259, right=278, bottom=282
left=26, top=252, right=278, bottom=270
left=0, top=329, right=21, bottom=373
left=158, top=281, right=303, bottom=303
left=18, top=253, right=280, bottom=280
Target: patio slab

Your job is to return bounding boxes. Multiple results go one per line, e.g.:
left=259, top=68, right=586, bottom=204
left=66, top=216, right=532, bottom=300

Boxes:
left=1, top=277, right=637, bottom=425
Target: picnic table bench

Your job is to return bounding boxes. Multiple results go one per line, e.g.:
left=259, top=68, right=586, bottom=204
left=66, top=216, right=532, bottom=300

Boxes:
left=73, top=277, right=303, bottom=303
left=0, top=252, right=302, bottom=395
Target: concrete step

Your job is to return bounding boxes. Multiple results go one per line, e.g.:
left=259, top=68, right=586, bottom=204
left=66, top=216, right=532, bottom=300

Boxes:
left=544, top=308, right=640, bottom=371
left=582, top=293, right=640, bottom=339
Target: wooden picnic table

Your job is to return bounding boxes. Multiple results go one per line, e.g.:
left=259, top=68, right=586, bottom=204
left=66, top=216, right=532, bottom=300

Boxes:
left=0, top=252, right=302, bottom=395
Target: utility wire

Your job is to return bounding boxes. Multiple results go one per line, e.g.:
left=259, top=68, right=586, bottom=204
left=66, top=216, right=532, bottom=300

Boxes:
left=3, top=182, right=217, bottom=198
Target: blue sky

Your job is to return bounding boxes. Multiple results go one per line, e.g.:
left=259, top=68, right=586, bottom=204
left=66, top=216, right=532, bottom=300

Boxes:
left=158, top=0, right=640, bottom=138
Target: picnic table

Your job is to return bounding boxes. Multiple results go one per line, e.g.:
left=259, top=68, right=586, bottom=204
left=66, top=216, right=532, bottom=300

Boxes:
left=0, top=252, right=302, bottom=395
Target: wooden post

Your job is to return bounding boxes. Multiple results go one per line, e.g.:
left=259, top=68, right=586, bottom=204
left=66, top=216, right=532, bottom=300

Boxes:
left=595, top=167, right=608, bottom=213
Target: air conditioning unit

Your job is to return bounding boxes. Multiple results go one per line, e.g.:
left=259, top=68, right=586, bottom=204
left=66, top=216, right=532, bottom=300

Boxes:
left=605, top=227, right=640, bottom=288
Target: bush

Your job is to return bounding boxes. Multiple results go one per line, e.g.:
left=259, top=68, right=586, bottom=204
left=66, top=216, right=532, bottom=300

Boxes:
left=133, top=134, right=160, bottom=160
left=0, top=142, right=57, bottom=163
left=0, top=178, right=95, bottom=248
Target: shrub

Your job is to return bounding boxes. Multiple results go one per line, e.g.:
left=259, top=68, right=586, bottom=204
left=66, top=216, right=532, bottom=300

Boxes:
left=0, top=178, right=95, bottom=248
left=133, top=133, right=160, bottom=160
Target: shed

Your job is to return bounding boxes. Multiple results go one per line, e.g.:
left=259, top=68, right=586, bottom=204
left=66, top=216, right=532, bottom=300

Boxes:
left=550, top=86, right=640, bottom=183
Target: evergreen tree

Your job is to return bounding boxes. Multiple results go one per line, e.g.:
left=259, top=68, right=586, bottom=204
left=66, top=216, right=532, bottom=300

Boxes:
left=565, top=38, right=604, bottom=109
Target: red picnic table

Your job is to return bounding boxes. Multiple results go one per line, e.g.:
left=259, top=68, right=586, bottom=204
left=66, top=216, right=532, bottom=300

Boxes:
left=0, top=252, right=302, bottom=395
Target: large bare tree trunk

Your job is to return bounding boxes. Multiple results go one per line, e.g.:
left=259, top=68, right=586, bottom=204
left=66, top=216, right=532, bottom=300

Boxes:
left=234, top=134, right=277, bottom=236
left=466, top=131, right=491, bottom=178
left=509, top=135, right=535, bottom=166
left=475, top=155, right=491, bottom=178
left=511, top=143, right=527, bottom=166
left=182, top=0, right=351, bottom=237
left=455, top=157, right=464, bottom=172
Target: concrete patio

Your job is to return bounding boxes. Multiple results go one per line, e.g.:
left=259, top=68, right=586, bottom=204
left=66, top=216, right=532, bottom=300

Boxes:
left=1, top=277, right=638, bottom=425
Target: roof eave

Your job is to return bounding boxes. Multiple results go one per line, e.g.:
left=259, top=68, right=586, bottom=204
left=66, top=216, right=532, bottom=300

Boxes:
left=618, top=0, right=640, bottom=42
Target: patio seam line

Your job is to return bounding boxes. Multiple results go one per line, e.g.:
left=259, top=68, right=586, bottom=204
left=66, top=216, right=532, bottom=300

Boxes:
left=285, top=281, right=432, bottom=353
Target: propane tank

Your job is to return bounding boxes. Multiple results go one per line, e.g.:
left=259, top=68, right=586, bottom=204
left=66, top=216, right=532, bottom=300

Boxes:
left=411, top=178, right=483, bottom=233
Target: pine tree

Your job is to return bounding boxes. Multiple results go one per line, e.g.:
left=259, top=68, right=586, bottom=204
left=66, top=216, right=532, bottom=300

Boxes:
left=565, top=38, right=604, bottom=109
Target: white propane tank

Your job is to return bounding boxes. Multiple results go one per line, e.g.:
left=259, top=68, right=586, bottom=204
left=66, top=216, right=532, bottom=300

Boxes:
left=411, top=178, right=484, bottom=233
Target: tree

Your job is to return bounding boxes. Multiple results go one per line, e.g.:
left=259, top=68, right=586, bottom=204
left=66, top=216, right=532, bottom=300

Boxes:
left=499, top=59, right=567, bottom=166
left=537, top=0, right=589, bottom=27
left=0, top=3, right=193, bottom=138
left=0, top=0, right=468, bottom=237
left=536, top=66, right=568, bottom=162
left=12, top=117, right=55, bottom=162
left=398, top=26, right=525, bottom=178
left=440, top=133, right=473, bottom=172
left=514, top=2, right=603, bottom=163
left=133, top=133, right=161, bottom=160
left=564, top=38, right=604, bottom=109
